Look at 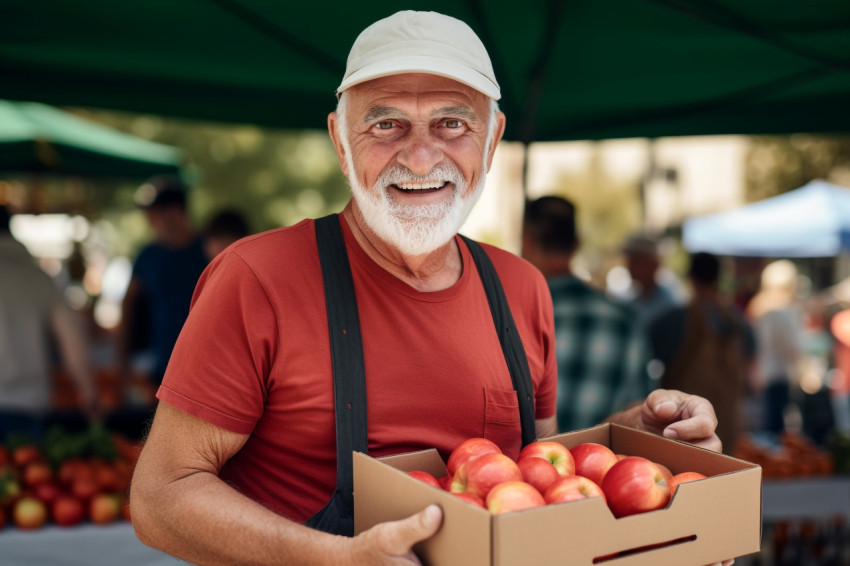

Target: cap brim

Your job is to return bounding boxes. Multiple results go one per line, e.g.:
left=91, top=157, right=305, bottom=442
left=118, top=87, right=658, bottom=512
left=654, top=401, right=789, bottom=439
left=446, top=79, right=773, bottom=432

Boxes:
left=337, top=55, right=500, bottom=100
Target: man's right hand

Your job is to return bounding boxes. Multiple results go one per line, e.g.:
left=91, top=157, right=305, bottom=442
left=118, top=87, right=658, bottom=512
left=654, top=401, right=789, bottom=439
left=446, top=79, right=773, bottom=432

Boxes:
left=348, top=505, right=443, bottom=565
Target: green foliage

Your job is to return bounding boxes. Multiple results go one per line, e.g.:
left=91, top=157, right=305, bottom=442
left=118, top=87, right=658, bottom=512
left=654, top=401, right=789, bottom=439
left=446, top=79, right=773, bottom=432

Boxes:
left=745, top=134, right=850, bottom=202
left=42, top=424, right=118, bottom=468
left=64, top=108, right=352, bottom=258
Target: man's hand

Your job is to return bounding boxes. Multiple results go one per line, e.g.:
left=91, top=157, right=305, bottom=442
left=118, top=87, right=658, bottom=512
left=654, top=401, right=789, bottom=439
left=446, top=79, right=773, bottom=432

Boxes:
left=348, top=505, right=443, bottom=565
left=608, top=389, right=722, bottom=453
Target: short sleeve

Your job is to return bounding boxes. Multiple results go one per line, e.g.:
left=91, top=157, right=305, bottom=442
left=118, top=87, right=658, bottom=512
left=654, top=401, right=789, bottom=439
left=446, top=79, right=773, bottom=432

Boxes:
left=157, top=251, right=278, bottom=435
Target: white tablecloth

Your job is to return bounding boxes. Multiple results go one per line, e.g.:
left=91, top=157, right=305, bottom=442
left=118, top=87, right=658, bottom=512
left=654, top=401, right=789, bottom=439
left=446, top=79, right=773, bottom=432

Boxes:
left=0, top=523, right=187, bottom=566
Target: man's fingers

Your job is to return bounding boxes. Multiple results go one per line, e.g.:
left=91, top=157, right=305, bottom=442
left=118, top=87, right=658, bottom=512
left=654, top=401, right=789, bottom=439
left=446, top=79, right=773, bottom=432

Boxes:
left=368, top=505, right=443, bottom=558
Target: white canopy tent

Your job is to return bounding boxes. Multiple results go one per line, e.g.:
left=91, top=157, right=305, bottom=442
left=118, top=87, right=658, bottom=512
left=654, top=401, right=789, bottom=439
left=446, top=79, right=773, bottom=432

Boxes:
left=683, top=180, right=850, bottom=258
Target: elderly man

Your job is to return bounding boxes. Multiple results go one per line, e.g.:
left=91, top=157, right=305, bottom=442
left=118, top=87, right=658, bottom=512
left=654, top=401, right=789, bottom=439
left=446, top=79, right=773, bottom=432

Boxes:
left=131, top=11, right=724, bottom=565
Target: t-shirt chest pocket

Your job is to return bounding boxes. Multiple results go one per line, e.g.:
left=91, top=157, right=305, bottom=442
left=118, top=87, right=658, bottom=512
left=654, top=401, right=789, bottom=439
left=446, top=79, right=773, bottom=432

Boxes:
left=483, top=387, right=522, bottom=459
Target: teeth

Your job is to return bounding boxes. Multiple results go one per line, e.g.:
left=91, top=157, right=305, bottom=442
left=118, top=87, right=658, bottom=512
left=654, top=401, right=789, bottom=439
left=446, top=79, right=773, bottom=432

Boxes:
left=396, top=181, right=445, bottom=190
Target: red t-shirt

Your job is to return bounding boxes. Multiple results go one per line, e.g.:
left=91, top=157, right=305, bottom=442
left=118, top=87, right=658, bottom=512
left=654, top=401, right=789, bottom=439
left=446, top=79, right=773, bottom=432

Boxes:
left=158, top=214, right=556, bottom=522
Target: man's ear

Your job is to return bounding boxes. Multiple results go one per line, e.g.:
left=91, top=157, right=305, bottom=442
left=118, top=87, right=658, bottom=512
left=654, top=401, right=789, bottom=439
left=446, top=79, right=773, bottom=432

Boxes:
left=485, top=111, right=507, bottom=171
left=327, top=111, right=349, bottom=176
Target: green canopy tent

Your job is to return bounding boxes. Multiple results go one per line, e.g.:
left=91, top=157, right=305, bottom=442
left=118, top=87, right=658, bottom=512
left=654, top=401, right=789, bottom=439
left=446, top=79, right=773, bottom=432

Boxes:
left=0, top=99, right=182, bottom=179
left=1, top=1, right=848, bottom=143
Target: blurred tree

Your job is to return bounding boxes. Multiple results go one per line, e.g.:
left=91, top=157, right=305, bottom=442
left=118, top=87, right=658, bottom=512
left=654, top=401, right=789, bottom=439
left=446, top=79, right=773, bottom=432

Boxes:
left=542, top=145, right=643, bottom=286
left=745, top=134, right=850, bottom=202
left=70, top=108, right=350, bottom=258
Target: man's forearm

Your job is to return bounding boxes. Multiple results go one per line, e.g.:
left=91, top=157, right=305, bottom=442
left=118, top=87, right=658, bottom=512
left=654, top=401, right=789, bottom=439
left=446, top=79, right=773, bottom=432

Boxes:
left=131, top=468, right=347, bottom=565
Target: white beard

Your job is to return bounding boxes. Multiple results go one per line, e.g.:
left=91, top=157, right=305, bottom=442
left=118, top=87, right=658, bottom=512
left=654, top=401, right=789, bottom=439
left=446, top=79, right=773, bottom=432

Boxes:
left=342, top=149, right=488, bottom=257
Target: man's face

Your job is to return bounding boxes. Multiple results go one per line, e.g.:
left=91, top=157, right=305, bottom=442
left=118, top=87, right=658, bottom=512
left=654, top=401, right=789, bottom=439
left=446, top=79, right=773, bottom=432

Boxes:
left=329, top=73, right=505, bottom=256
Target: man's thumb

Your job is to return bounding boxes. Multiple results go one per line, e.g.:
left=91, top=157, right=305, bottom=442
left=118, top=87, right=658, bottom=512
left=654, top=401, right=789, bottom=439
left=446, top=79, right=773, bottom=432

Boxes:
left=390, top=504, right=443, bottom=551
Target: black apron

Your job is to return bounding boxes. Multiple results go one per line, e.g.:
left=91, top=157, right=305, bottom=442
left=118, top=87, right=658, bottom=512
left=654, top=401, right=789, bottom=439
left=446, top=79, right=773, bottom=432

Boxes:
left=305, top=214, right=536, bottom=536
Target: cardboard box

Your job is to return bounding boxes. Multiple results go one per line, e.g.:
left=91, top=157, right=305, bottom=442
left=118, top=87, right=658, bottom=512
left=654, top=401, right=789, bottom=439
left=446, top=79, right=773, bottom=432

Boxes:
left=354, top=423, right=762, bottom=566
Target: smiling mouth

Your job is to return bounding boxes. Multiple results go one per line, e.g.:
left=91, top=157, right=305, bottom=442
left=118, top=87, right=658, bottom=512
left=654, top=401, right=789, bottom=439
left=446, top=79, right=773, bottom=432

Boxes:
left=391, top=181, right=450, bottom=194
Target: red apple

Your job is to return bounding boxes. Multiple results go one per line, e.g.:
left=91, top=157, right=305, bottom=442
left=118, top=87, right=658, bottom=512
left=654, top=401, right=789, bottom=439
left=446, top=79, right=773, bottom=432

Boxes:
left=451, top=453, right=521, bottom=500
left=544, top=474, right=606, bottom=505
left=451, top=492, right=486, bottom=508
left=667, top=471, right=707, bottom=497
left=517, top=441, right=575, bottom=476
left=33, top=481, right=62, bottom=505
left=12, top=496, right=47, bottom=529
left=438, top=474, right=453, bottom=491
left=654, top=462, right=673, bottom=483
left=22, top=461, right=53, bottom=487
left=486, top=481, right=546, bottom=514
left=58, top=458, right=89, bottom=487
left=52, top=495, right=85, bottom=527
left=601, top=456, right=671, bottom=518
left=12, top=445, right=42, bottom=469
left=570, top=442, right=618, bottom=486
left=517, top=456, right=559, bottom=494
left=407, top=470, right=441, bottom=489
left=70, top=476, right=99, bottom=502
left=94, top=464, right=126, bottom=493
left=446, top=437, right=502, bottom=476
left=89, top=493, right=121, bottom=524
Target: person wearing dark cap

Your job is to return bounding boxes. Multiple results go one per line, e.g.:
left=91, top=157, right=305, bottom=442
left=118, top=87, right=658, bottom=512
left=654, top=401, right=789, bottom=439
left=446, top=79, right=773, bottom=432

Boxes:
left=649, top=252, right=756, bottom=453
left=522, top=196, right=652, bottom=433
left=130, top=11, right=728, bottom=565
left=116, top=177, right=208, bottom=392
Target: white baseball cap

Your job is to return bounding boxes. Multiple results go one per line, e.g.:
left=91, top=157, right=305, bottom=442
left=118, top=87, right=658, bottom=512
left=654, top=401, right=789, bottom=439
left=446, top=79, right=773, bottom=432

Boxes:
left=337, top=11, right=501, bottom=100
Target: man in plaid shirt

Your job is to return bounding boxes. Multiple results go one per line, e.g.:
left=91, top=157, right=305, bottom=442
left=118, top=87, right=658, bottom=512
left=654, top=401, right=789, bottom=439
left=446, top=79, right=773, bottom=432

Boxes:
left=522, top=196, right=653, bottom=431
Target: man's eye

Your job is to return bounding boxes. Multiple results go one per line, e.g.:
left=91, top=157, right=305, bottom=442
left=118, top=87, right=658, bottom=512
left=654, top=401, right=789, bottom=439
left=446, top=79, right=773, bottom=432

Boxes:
left=444, top=120, right=463, bottom=129
left=375, top=121, right=395, bottom=130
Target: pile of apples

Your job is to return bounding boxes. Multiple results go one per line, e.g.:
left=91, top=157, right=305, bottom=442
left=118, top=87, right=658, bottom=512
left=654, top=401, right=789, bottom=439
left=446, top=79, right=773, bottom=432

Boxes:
left=0, top=430, right=141, bottom=531
left=410, top=438, right=707, bottom=518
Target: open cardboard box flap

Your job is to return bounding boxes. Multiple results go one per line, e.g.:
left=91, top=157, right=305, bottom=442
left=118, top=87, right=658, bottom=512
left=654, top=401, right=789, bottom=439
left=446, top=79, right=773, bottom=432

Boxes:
left=354, top=423, right=762, bottom=566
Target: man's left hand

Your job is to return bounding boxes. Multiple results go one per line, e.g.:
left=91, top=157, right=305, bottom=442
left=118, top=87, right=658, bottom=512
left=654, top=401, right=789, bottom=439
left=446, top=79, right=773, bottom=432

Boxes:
left=609, top=389, right=722, bottom=453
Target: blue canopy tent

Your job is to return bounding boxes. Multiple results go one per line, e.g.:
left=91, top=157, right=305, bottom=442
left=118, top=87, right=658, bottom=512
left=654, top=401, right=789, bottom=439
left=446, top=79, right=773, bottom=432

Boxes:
left=683, top=180, right=850, bottom=257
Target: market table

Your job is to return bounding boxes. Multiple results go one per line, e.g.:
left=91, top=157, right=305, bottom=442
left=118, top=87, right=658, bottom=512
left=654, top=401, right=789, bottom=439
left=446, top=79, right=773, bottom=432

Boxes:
left=3, top=478, right=848, bottom=566
left=762, top=476, right=850, bottom=521
left=0, top=522, right=187, bottom=566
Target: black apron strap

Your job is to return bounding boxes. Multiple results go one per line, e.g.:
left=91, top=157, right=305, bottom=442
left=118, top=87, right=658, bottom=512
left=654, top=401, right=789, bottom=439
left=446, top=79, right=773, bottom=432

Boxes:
left=460, top=235, right=538, bottom=448
left=306, top=218, right=536, bottom=535
left=305, top=214, right=368, bottom=536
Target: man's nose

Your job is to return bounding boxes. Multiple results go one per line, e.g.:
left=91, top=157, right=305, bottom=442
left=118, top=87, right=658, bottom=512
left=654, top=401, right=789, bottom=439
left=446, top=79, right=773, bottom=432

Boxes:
left=396, top=127, right=444, bottom=176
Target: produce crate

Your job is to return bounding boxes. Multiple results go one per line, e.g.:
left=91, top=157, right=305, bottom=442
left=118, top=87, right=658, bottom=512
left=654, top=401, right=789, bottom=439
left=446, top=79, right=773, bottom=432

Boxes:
left=354, top=423, right=762, bottom=566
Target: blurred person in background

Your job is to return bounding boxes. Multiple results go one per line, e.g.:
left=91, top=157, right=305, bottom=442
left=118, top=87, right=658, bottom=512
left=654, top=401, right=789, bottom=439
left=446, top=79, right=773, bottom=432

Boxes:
left=0, top=205, right=98, bottom=442
left=747, top=259, right=806, bottom=436
left=522, top=196, right=651, bottom=432
left=649, top=252, right=756, bottom=452
left=203, top=208, right=251, bottom=260
left=829, top=309, right=850, bottom=434
left=614, top=234, right=684, bottom=328
left=116, top=177, right=208, bottom=392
